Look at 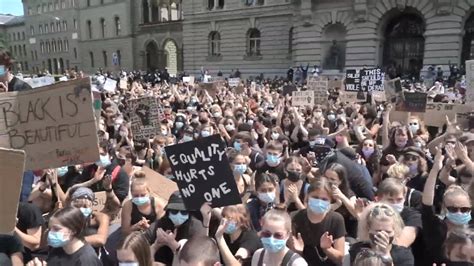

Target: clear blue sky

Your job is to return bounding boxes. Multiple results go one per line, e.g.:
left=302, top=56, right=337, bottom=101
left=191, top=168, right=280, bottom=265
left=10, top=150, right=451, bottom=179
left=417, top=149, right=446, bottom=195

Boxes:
left=0, top=0, right=24, bottom=16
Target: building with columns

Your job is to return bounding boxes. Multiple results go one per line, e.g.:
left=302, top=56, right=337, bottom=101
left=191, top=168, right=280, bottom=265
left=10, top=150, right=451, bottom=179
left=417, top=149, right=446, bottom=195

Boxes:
left=8, top=0, right=474, bottom=78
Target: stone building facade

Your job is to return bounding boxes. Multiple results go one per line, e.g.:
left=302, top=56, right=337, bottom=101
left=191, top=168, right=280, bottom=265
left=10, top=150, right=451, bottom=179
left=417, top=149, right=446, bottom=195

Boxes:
left=9, top=0, right=474, bottom=78
left=0, top=15, right=29, bottom=73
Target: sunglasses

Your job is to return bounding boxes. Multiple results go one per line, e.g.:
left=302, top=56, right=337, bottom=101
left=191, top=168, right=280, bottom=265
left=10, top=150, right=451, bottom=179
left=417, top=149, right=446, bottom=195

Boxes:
left=409, top=122, right=418, bottom=126
left=446, top=206, right=471, bottom=213
left=369, top=205, right=395, bottom=217
left=405, top=155, right=419, bottom=161
left=260, top=230, right=286, bottom=240
left=169, top=210, right=188, bottom=215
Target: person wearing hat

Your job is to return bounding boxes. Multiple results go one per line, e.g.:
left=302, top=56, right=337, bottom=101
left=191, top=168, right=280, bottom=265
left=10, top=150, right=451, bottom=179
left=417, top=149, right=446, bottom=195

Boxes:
left=400, top=147, right=429, bottom=193
left=68, top=187, right=110, bottom=249
left=144, top=191, right=206, bottom=265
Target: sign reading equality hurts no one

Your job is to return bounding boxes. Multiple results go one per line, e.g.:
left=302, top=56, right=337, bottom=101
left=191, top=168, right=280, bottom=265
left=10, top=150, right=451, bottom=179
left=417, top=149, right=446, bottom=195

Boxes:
left=165, top=135, right=241, bottom=210
left=0, top=78, right=99, bottom=170
left=128, top=97, right=163, bottom=141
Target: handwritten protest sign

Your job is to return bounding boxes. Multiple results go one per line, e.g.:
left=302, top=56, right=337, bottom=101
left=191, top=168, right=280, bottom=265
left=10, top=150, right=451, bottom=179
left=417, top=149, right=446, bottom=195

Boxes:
left=292, top=91, right=314, bottom=107
left=345, top=69, right=361, bottom=92
left=360, top=68, right=384, bottom=92
left=128, top=97, right=163, bottom=140
left=141, top=166, right=179, bottom=202
left=103, top=78, right=117, bottom=93
left=395, top=92, right=427, bottom=113
left=92, top=191, right=107, bottom=212
left=119, top=79, right=128, bottom=90
left=466, top=60, right=474, bottom=103
left=228, top=78, right=241, bottom=88
left=165, top=135, right=241, bottom=210
left=384, top=78, right=403, bottom=103
left=424, top=103, right=473, bottom=127
left=0, top=78, right=99, bottom=170
left=0, top=148, right=25, bottom=234
left=307, top=76, right=328, bottom=104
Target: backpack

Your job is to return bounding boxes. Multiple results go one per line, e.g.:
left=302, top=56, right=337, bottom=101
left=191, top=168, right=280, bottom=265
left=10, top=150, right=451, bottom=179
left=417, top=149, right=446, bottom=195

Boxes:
left=257, top=249, right=299, bottom=266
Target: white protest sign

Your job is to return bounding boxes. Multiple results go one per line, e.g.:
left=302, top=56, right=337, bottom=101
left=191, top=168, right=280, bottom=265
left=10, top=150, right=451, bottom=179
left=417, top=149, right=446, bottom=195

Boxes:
left=24, top=76, right=55, bottom=88
left=0, top=148, right=25, bottom=234
left=292, top=91, right=314, bottom=106
left=183, top=76, right=195, bottom=84
left=0, top=78, right=100, bottom=170
left=103, top=78, right=117, bottom=93
left=228, top=78, right=241, bottom=88
left=307, top=76, right=328, bottom=105
left=465, top=60, right=474, bottom=103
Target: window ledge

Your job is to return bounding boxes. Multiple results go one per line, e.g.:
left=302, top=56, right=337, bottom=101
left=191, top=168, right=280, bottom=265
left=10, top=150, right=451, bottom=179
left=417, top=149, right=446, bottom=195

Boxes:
left=206, top=55, right=223, bottom=62
left=243, top=54, right=262, bottom=61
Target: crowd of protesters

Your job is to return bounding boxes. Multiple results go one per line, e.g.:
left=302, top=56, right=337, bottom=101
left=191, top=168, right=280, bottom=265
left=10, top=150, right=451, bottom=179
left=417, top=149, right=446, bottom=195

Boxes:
left=0, top=49, right=474, bottom=266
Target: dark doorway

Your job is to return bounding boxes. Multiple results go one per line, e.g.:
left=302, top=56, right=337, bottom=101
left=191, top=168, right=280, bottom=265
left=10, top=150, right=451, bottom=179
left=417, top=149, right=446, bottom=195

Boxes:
left=146, top=41, right=159, bottom=71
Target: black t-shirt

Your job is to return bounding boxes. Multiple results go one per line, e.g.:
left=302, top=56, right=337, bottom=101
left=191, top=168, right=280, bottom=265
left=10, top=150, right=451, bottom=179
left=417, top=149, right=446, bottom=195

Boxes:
left=249, top=149, right=265, bottom=172
left=17, top=202, right=44, bottom=233
left=144, top=215, right=206, bottom=265
left=349, top=242, right=414, bottom=266
left=46, top=243, right=102, bottom=266
left=292, top=210, right=346, bottom=266
left=401, top=207, right=424, bottom=266
left=224, top=229, right=262, bottom=266
left=405, top=188, right=423, bottom=211
left=421, top=204, right=448, bottom=265
left=0, top=234, right=23, bottom=256
left=8, top=76, right=33, bottom=92
left=256, top=161, right=286, bottom=182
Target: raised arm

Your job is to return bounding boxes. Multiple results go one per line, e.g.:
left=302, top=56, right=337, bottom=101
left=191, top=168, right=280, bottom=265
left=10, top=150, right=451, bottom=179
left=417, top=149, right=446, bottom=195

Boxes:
left=422, top=147, right=444, bottom=206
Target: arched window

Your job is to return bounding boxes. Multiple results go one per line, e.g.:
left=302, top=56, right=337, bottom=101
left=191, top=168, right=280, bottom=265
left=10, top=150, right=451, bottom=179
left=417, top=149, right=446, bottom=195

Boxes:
left=64, top=39, right=69, bottom=51
left=44, top=24, right=49, bottom=33
left=90, top=51, right=94, bottom=67
left=209, top=31, right=221, bottom=56
left=52, top=40, right=56, bottom=52
left=160, top=5, right=169, bottom=22
left=115, top=17, right=121, bottom=36
left=58, top=40, right=63, bottom=51
left=100, top=18, right=106, bottom=38
left=30, top=26, right=35, bottom=35
left=62, top=21, right=67, bottom=31
left=86, top=20, right=92, bottom=39
left=51, top=22, right=55, bottom=32
left=142, top=0, right=149, bottom=23
left=170, top=3, right=178, bottom=21
left=46, top=41, right=51, bottom=53
left=103, top=51, right=108, bottom=67
left=217, top=0, right=224, bottom=9
left=247, top=28, right=261, bottom=56
left=40, top=42, right=44, bottom=53
left=39, top=25, right=43, bottom=34
left=208, top=0, right=214, bottom=10
left=56, top=21, right=61, bottom=32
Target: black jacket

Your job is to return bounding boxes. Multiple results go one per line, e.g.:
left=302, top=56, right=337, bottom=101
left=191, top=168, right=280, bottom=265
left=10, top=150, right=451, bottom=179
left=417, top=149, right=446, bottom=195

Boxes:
left=8, top=77, right=32, bottom=92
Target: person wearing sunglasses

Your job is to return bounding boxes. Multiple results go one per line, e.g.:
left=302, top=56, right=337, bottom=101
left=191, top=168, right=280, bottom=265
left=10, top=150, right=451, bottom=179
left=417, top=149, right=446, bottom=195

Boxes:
left=251, top=209, right=307, bottom=266
left=349, top=203, right=412, bottom=266
left=290, top=177, right=346, bottom=265
left=422, top=147, right=473, bottom=265
left=144, top=191, right=206, bottom=265
left=401, top=147, right=429, bottom=193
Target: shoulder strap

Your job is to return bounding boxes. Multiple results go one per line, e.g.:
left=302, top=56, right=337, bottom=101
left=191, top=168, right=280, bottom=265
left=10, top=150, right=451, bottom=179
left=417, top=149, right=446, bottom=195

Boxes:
left=111, top=166, right=121, bottom=183
left=281, top=250, right=296, bottom=266
left=257, top=249, right=265, bottom=266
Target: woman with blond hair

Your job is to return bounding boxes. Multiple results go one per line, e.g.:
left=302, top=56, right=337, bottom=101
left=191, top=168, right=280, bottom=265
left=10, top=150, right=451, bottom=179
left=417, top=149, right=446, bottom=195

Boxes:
left=349, top=203, right=413, bottom=265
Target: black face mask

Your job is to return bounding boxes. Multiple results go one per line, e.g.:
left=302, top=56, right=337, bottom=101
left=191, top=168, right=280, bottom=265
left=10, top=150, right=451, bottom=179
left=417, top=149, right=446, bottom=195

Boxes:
left=287, top=171, right=301, bottom=182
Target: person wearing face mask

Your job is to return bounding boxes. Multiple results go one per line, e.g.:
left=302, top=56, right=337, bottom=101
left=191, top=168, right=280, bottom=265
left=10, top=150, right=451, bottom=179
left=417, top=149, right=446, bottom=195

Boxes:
left=76, top=141, right=130, bottom=204
left=116, top=232, right=154, bottom=266
left=43, top=207, right=102, bottom=265
left=121, top=176, right=166, bottom=236
left=247, top=174, right=279, bottom=231
left=422, top=147, right=473, bottom=265
left=0, top=51, right=32, bottom=93
left=356, top=138, right=382, bottom=182
left=280, top=157, right=308, bottom=212
left=228, top=151, right=253, bottom=201
left=172, top=115, right=187, bottom=139
left=407, top=117, right=430, bottom=143
left=214, top=205, right=262, bottom=266
left=290, top=178, right=346, bottom=265
left=251, top=210, right=308, bottom=266
left=400, top=147, right=429, bottom=192
left=256, top=141, right=286, bottom=181
left=145, top=192, right=206, bottom=265
left=376, top=179, right=424, bottom=265
left=349, top=203, right=413, bottom=266
left=199, top=125, right=213, bottom=138
left=233, top=132, right=265, bottom=172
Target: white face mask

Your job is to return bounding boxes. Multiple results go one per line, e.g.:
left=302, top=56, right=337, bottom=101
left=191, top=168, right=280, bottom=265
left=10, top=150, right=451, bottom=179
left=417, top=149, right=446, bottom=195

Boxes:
left=389, top=201, right=405, bottom=213
left=119, top=263, right=139, bottom=266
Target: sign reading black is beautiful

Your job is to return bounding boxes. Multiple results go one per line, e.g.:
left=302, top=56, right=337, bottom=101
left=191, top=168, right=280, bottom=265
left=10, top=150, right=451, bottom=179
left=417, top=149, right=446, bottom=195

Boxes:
left=165, top=135, right=241, bottom=210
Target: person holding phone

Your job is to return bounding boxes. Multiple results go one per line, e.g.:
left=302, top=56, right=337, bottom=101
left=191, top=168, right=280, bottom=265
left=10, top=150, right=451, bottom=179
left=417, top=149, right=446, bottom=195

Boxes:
left=0, top=50, right=32, bottom=93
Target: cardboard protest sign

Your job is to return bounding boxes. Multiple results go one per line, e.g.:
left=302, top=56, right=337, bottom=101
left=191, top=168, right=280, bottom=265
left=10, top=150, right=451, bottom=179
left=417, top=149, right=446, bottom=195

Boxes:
left=345, top=69, right=361, bottom=92
left=165, top=135, right=241, bottom=210
left=282, top=84, right=297, bottom=96
left=141, top=166, right=179, bottom=201
left=395, top=92, right=427, bottom=113
left=103, top=78, right=117, bottom=93
left=307, top=76, right=328, bottom=105
left=92, top=191, right=107, bottom=212
left=465, top=60, right=474, bottom=103
left=360, top=68, right=385, bottom=92
left=292, top=91, right=314, bottom=107
left=228, top=78, right=241, bottom=88
left=384, top=78, right=403, bottom=104
left=119, top=79, right=128, bottom=90
left=0, top=148, right=25, bottom=234
left=128, top=97, right=163, bottom=140
left=0, top=78, right=99, bottom=170
left=424, top=103, right=473, bottom=127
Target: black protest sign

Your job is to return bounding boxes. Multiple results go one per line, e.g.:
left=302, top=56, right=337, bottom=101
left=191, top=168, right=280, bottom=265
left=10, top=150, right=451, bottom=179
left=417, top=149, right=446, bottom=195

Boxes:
left=395, top=92, right=427, bottom=113
left=165, top=135, right=241, bottom=210
left=360, top=68, right=385, bottom=92
left=345, top=69, right=361, bottom=92
left=282, top=85, right=297, bottom=96
left=128, top=97, right=164, bottom=140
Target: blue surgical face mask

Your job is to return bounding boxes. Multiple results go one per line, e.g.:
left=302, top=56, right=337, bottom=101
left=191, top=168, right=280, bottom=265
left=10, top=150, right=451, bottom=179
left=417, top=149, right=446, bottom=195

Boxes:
left=261, top=237, right=287, bottom=253
left=175, top=122, right=184, bottom=129
left=47, top=231, right=70, bottom=248
left=446, top=211, right=472, bottom=225
left=308, top=198, right=330, bottom=214
left=233, top=142, right=242, bottom=151
left=169, top=212, right=189, bottom=226
left=408, top=164, right=418, bottom=175
left=258, top=192, right=275, bottom=204
left=266, top=154, right=280, bottom=167
left=132, top=196, right=150, bottom=206
left=201, top=130, right=211, bottom=137
left=166, top=174, right=174, bottom=180
left=80, top=207, right=93, bottom=217
left=234, top=164, right=247, bottom=175
left=224, top=221, right=238, bottom=235
left=57, top=166, right=68, bottom=177
left=96, top=154, right=111, bottom=167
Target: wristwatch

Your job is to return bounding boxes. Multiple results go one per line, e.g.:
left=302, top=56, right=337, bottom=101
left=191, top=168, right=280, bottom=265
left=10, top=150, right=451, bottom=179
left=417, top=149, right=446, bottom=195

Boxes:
left=379, top=254, right=393, bottom=265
